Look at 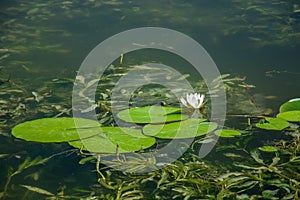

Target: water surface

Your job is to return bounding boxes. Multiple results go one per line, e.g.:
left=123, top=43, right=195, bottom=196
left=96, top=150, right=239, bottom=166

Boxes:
left=1, top=0, right=300, bottom=199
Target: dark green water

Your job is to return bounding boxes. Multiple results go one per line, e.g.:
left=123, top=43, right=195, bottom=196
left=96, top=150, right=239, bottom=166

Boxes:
left=1, top=0, right=300, bottom=199
left=2, top=0, right=299, bottom=103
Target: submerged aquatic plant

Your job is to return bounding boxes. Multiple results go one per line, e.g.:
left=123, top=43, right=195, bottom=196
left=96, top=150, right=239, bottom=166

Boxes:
left=0, top=156, right=50, bottom=199
left=4, top=68, right=300, bottom=199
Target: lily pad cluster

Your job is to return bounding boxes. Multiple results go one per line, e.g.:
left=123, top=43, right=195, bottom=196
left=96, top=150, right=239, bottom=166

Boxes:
left=118, top=106, right=240, bottom=139
left=12, top=117, right=155, bottom=153
left=12, top=105, right=242, bottom=153
left=256, top=98, right=300, bottom=130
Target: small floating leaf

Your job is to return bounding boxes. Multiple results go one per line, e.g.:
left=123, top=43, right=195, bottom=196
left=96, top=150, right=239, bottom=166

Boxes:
left=279, top=98, right=300, bottom=113
left=258, top=146, right=278, bottom=152
left=143, top=118, right=217, bottom=139
left=256, top=117, right=290, bottom=130
left=118, top=106, right=188, bottom=124
left=12, top=118, right=101, bottom=142
left=277, top=111, right=300, bottom=122
left=214, top=129, right=241, bottom=138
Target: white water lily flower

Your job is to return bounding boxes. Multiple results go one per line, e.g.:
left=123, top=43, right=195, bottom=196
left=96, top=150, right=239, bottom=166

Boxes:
left=180, top=93, right=205, bottom=109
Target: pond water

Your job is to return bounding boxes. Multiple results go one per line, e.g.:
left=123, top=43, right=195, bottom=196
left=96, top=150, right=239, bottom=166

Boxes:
left=1, top=0, right=300, bottom=199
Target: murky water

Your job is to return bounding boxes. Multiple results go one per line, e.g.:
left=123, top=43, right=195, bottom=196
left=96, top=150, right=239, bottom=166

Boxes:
left=1, top=0, right=300, bottom=199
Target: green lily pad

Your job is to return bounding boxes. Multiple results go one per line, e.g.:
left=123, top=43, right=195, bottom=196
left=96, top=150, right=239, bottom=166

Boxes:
left=69, top=127, right=156, bottom=153
left=104, top=127, right=156, bottom=152
left=12, top=117, right=101, bottom=143
left=143, top=118, right=217, bottom=139
left=69, top=135, right=119, bottom=153
left=214, top=129, right=241, bottom=138
left=256, top=117, right=290, bottom=130
left=258, top=146, right=278, bottom=152
left=118, top=106, right=188, bottom=124
left=277, top=111, right=300, bottom=122
left=279, top=98, right=300, bottom=113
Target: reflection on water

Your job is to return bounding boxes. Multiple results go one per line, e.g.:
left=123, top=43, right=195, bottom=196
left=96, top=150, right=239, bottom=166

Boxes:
left=0, top=0, right=300, bottom=199
left=1, top=0, right=299, bottom=97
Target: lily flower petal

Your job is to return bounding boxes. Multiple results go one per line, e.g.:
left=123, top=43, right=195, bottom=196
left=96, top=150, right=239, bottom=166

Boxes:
left=180, top=93, right=205, bottom=109
left=180, top=97, right=188, bottom=107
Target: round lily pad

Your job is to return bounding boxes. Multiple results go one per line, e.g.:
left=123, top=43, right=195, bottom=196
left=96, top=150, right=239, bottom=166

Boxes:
left=277, top=111, right=300, bottom=122
left=256, top=117, right=290, bottom=130
left=69, top=127, right=156, bottom=153
left=118, top=106, right=188, bottom=124
left=12, top=117, right=101, bottom=143
left=143, top=118, right=217, bottom=139
left=279, top=98, right=300, bottom=113
left=258, top=146, right=278, bottom=152
left=214, top=129, right=241, bottom=138
left=104, top=127, right=156, bottom=152
left=69, top=135, right=119, bottom=153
